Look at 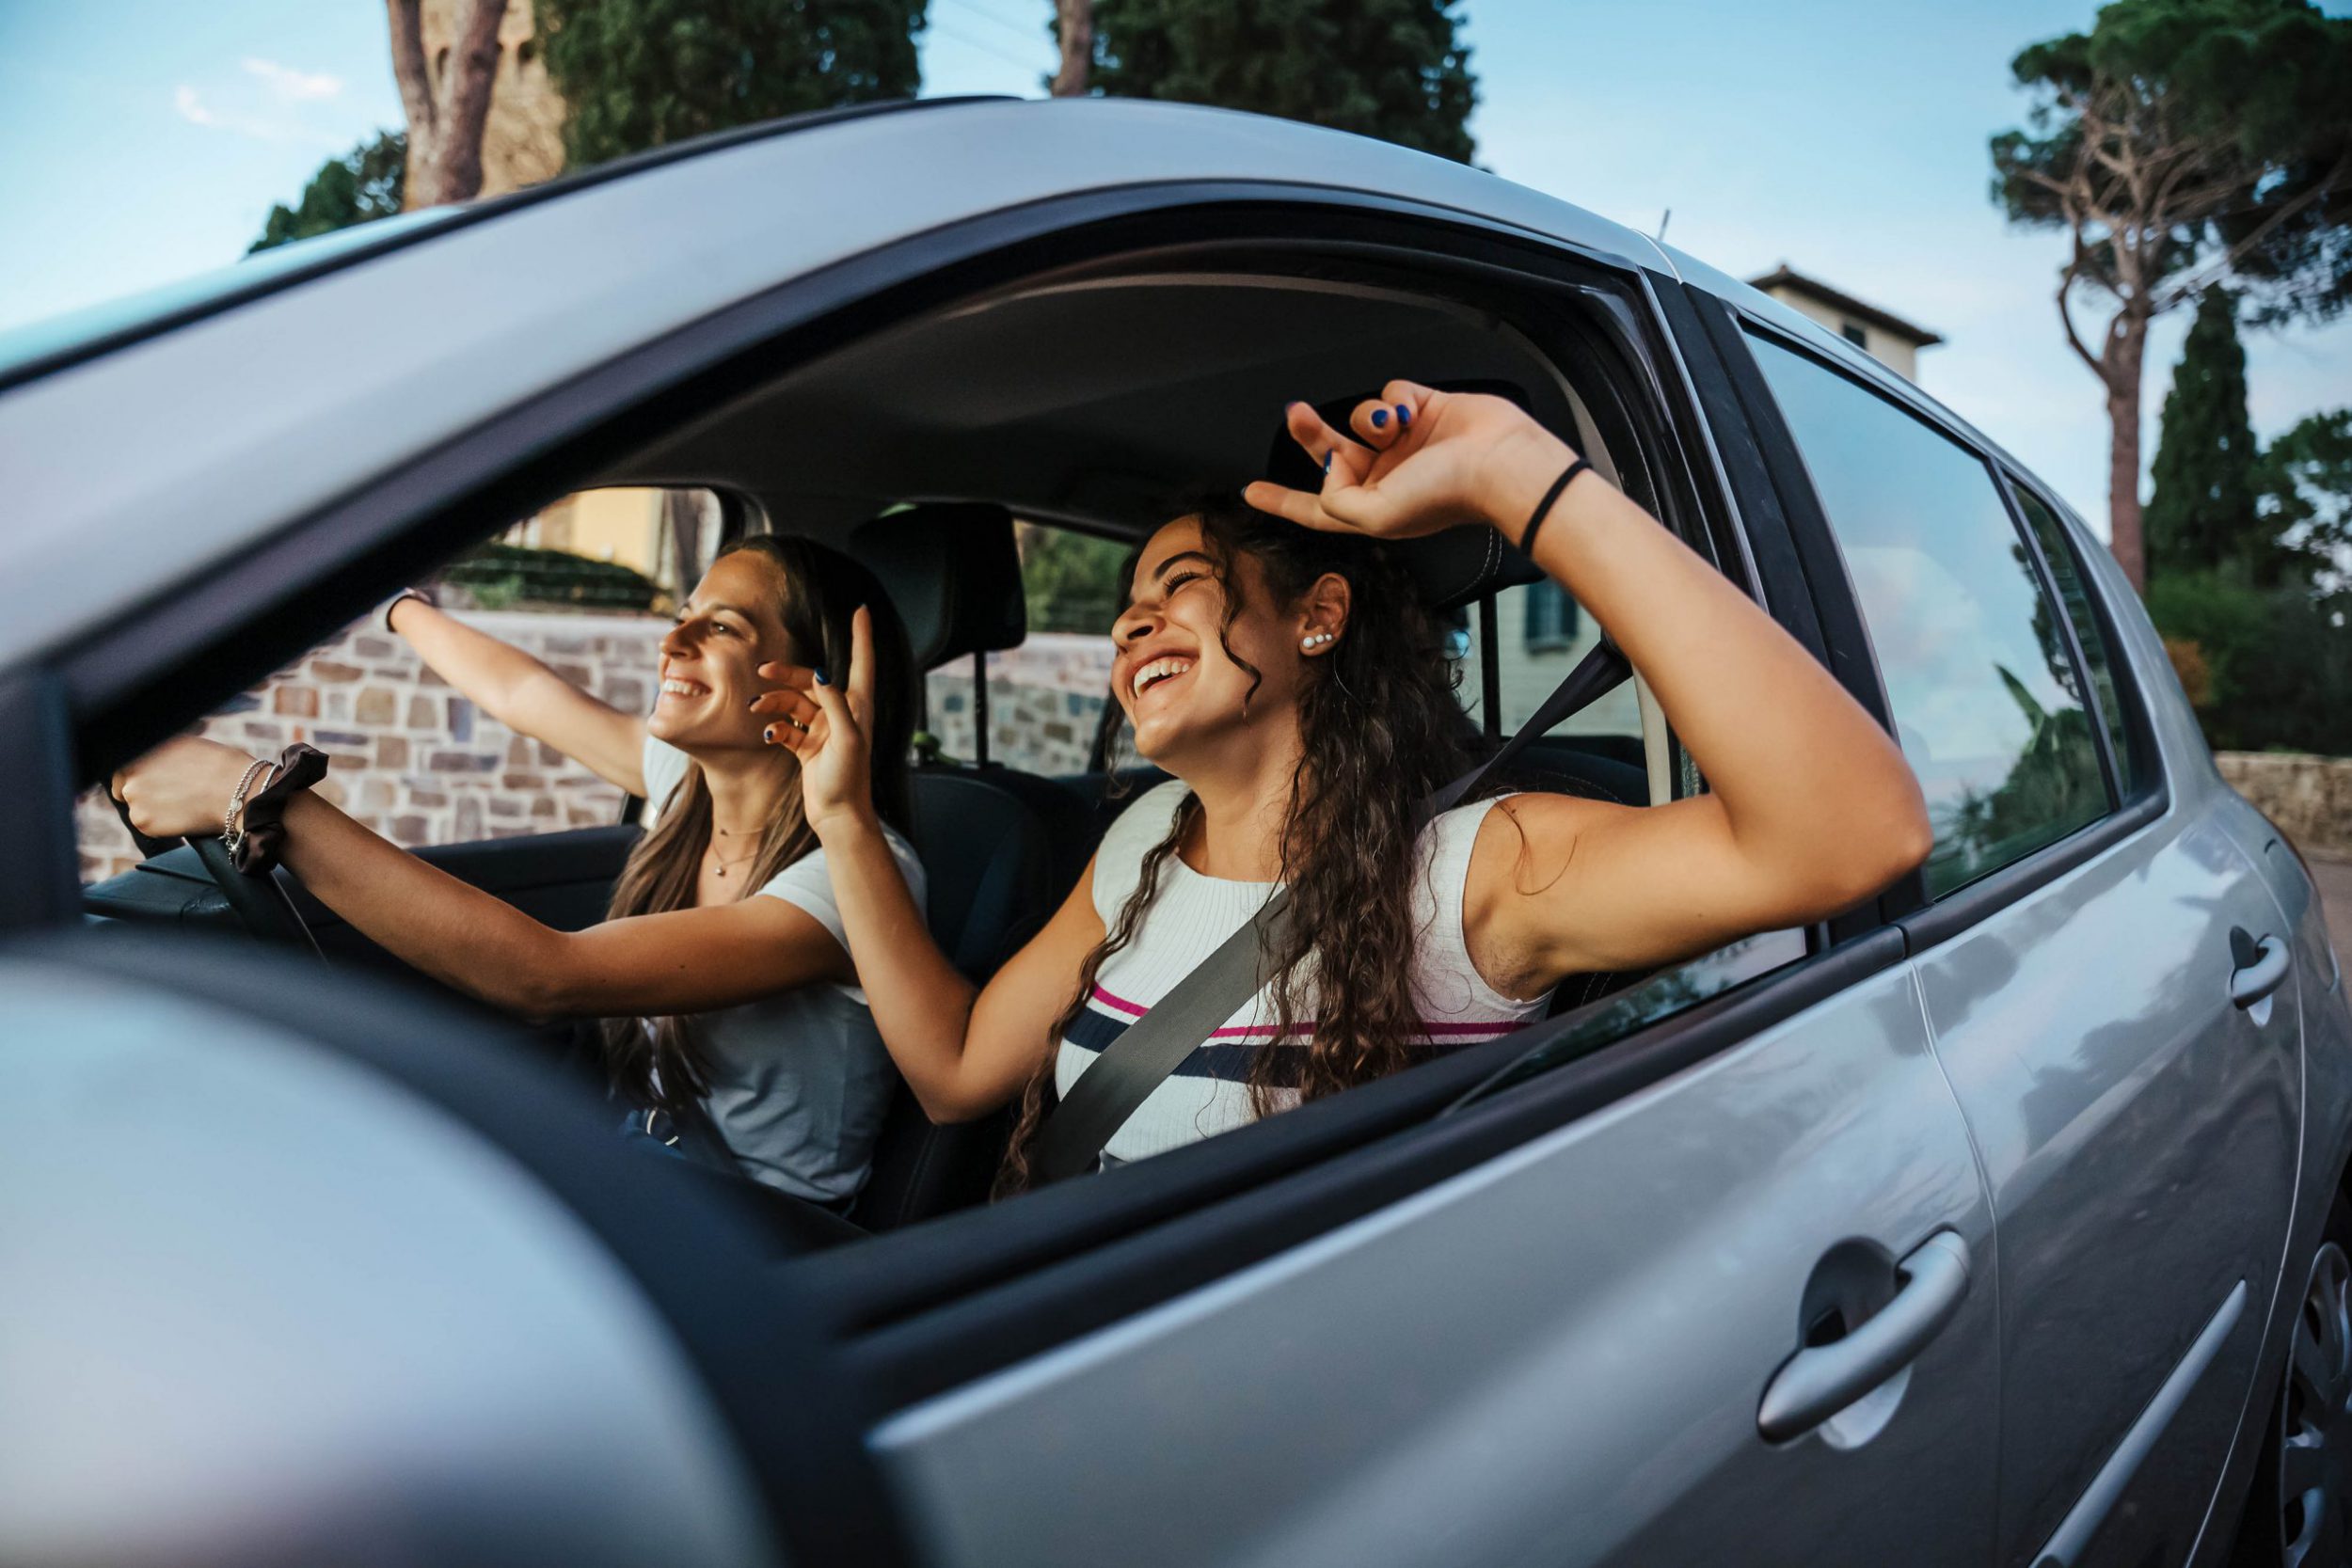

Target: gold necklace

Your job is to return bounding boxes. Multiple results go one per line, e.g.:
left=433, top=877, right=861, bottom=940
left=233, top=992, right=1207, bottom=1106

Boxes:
left=706, top=839, right=762, bottom=879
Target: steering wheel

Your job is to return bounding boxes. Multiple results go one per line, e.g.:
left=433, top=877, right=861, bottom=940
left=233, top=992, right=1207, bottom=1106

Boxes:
left=186, top=834, right=325, bottom=956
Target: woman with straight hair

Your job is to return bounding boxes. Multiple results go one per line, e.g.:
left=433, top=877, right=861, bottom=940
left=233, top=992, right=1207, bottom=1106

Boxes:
left=113, top=532, right=925, bottom=1208
left=763, top=380, right=1936, bottom=1189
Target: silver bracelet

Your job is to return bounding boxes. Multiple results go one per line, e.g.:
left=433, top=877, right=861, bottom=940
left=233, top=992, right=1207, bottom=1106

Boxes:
left=222, top=757, right=273, bottom=850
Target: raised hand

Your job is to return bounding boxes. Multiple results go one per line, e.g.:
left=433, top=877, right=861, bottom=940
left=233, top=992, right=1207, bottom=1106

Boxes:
left=1241, top=379, right=1578, bottom=544
left=754, top=604, right=879, bottom=833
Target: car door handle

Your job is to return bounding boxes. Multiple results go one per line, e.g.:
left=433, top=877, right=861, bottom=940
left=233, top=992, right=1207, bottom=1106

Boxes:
left=2231, top=934, right=2291, bottom=1009
left=1757, top=1231, right=1972, bottom=1442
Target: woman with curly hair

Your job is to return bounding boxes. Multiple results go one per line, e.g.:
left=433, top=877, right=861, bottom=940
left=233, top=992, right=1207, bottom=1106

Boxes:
left=760, top=381, right=1932, bottom=1188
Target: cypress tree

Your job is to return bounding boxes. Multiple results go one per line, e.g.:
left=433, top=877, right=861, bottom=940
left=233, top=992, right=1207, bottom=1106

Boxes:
left=2146, top=287, right=2263, bottom=580
left=1083, top=0, right=1476, bottom=163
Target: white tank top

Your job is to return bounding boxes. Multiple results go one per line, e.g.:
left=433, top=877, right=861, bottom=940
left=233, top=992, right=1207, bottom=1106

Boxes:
left=1054, top=780, right=1553, bottom=1164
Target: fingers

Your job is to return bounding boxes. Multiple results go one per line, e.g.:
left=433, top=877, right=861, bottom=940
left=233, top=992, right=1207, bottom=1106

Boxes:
left=764, top=706, right=826, bottom=754
left=755, top=659, right=820, bottom=689
left=1241, top=481, right=1359, bottom=535
left=847, top=606, right=876, bottom=715
left=1283, top=401, right=1371, bottom=485
left=1348, top=394, right=1418, bottom=451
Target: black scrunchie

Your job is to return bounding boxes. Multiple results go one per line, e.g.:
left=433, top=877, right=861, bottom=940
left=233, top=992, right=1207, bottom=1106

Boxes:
left=230, top=743, right=330, bottom=876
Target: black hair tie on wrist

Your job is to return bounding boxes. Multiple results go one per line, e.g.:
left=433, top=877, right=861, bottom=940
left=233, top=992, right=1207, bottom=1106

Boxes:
left=1515, top=456, right=1593, bottom=558
left=230, top=743, right=330, bottom=876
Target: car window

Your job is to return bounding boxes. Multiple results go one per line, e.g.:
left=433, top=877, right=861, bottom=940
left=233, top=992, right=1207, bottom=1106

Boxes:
left=1457, top=579, right=1645, bottom=759
left=2008, top=481, right=2137, bottom=798
left=75, top=486, right=719, bottom=882
left=1746, top=334, right=2107, bottom=896
left=925, top=519, right=1127, bottom=775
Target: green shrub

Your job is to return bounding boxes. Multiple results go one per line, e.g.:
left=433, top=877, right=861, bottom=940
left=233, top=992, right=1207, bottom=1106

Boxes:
left=2147, top=569, right=2352, bottom=754
left=440, top=543, right=659, bottom=612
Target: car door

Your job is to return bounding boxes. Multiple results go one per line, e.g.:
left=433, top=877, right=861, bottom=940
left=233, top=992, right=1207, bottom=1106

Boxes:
left=823, top=244, right=2004, bottom=1566
left=1724, top=313, right=2301, bottom=1568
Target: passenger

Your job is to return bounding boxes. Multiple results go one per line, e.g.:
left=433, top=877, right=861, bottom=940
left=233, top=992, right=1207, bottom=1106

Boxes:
left=112, top=535, right=924, bottom=1209
left=761, top=381, right=1935, bottom=1188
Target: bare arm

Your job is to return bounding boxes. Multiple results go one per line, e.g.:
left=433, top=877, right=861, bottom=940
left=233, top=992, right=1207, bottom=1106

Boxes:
left=108, top=735, right=847, bottom=1015
left=817, top=811, right=1104, bottom=1121
left=271, top=789, right=852, bottom=1014
left=389, top=595, right=647, bottom=794
left=756, top=610, right=1104, bottom=1121
left=1247, top=383, right=1931, bottom=995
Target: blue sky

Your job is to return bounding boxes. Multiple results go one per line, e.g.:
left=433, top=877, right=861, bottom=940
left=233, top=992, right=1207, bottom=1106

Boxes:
left=3, top=0, right=2346, bottom=531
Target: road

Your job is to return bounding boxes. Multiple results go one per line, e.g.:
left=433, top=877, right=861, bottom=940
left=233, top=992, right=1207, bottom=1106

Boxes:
left=2316, top=854, right=2352, bottom=985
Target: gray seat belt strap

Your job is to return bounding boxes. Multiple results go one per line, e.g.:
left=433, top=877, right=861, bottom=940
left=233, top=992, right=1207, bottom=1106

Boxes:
left=1030, top=637, right=1631, bottom=1185
left=1032, top=887, right=1292, bottom=1184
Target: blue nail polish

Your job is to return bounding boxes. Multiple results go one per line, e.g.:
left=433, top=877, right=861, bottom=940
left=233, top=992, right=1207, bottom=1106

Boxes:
left=814, top=669, right=829, bottom=686
left=1396, top=404, right=1411, bottom=426
left=1322, top=451, right=1332, bottom=472
left=763, top=726, right=775, bottom=742
left=1371, top=407, right=1389, bottom=429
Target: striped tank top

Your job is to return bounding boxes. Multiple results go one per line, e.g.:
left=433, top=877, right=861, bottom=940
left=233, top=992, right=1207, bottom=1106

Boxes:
left=1054, top=780, right=1553, bottom=1165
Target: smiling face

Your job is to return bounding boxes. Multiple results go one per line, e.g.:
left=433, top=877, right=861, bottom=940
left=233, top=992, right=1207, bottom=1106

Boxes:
left=1109, top=515, right=1347, bottom=769
left=648, top=550, right=798, bottom=753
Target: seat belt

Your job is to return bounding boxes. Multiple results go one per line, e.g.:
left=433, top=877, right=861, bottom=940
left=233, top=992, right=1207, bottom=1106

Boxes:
left=1031, top=638, right=1632, bottom=1185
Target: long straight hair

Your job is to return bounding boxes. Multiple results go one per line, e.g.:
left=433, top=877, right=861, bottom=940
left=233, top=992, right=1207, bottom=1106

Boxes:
left=600, top=533, right=916, bottom=1117
left=995, top=497, right=1481, bottom=1194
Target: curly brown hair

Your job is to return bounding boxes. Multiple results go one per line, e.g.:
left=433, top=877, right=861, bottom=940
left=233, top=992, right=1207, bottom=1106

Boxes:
left=995, top=497, right=1484, bottom=1194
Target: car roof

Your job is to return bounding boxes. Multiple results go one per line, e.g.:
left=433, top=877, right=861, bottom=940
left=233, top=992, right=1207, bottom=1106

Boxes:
left=0, top=96, right=2049, bottom=679
left=0, top=99, right=1679, bottom=676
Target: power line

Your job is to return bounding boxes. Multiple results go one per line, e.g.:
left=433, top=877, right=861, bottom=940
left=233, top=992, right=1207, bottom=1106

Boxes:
left=935, top=0, right=1044, bottom=43
left=926, top=14, right=1047, bottom=73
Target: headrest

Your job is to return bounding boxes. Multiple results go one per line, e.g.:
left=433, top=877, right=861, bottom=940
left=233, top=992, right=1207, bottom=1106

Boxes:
left=848, top=503, right=1027, bottom=671
left=1261, top=385, right=1548, bottom=613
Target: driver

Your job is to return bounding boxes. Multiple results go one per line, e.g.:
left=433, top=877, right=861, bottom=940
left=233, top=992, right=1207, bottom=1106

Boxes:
left=757, top=381, right=1933, bottom=1191
left=112, top=534, right=926, bottom=1211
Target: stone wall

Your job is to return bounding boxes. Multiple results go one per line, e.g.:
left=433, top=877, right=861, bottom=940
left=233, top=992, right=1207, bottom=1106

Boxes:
left=2217, top=752, right=2352, bottom=861
left=923, top=632, right=1119, bottom=777
left=76, top=610, right=664, bottom=883
left=76, top=619, right=1122, bottom=884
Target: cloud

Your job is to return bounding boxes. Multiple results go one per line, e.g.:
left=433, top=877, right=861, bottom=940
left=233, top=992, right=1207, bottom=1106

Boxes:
left=172, top=85, right=338, bottom=148
left=242, top=58, right=343, bottom=102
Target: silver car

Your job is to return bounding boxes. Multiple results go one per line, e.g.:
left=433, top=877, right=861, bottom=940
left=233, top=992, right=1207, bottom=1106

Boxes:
left=4, top=98, right=2345, bottom=1568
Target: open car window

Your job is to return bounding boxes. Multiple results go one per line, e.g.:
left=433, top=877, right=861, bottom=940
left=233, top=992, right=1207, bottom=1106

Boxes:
left=74, top=486, right=721, bottom=881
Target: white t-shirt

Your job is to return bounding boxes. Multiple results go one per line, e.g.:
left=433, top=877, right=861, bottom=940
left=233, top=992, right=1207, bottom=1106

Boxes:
left=641, top=734, right=926, bottom=1203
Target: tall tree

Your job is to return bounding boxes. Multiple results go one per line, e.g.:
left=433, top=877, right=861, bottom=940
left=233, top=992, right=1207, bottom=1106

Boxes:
left=250, top=133, right=409, bottom=253
left=2145, top=287, right=2265, bottom=578
left=2258, top=408, right=2352, bottom=588
left=388, top=0, right=512, bottom=207
left=1077, top=0, right=1475, bottom=163
left=1052, top=0, right=1092, bottom=97
left=1989, top=0, right=2352, bottom=591
left=534, top=0, right=926, bottom=168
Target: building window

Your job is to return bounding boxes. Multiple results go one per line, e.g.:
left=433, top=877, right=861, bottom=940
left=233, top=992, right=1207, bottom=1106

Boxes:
left=1523, top=579, right=1580, bottom=652
left=1840, top=321, right=1869, bottom=348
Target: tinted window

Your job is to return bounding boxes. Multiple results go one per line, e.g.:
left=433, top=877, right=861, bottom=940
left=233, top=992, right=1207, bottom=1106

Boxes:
left=2010, top=483, right=2137, bottom=797
left=1748, top=334, right=2106, bottom=895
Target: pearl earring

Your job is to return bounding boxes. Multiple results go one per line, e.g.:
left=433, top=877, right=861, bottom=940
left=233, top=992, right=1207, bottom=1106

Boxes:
left=1301, top=631, right=1336, bottom=651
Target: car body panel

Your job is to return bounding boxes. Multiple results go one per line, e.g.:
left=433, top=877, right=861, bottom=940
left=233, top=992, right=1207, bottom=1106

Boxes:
left=0, top=954, right=774, bottom=1568
left=873, top=962, right=2000, bottom=1568
left=1911, top=805, right=2299, bottom=1564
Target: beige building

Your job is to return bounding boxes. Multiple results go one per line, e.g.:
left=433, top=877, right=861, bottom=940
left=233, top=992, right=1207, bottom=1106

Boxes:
left=1747, top=265, right=1943, bottom=382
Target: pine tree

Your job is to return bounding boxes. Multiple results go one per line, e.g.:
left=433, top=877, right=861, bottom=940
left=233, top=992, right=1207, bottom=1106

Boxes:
left=249, top=133, right=409, bottom=254
left=2146, top=288, right=2265, bottom=580
left=536, top=0, right=927, bottom=169
left=1083, top=0, right=1475, bottom=163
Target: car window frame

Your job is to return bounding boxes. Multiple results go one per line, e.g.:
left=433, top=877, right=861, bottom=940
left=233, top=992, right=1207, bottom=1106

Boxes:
left=1707, top=304, right=2171, bottom=950
left=36, top=189, right=1915, bottom=1413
